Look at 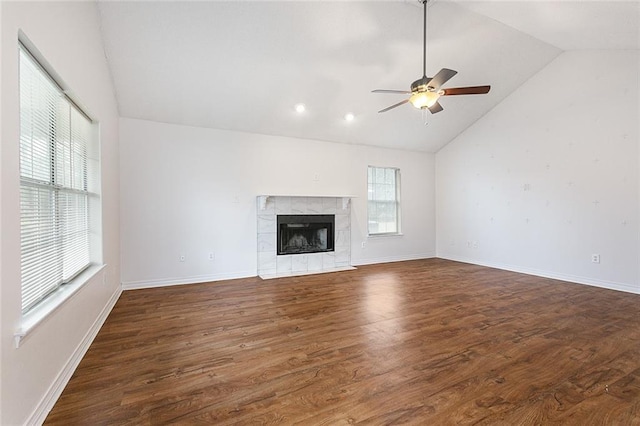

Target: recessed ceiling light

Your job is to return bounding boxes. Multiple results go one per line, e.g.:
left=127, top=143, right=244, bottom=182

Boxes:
left=344, top=113, right=355, bottom=121
left=295, top=103, right=306, bottom=113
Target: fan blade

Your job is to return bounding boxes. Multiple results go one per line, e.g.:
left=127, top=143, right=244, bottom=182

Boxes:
left=441, top=85, right=491, bottom=96
left=378, top=99, right=409, bottom=113
left=429, top=68, right=457, bottom=89
left=428, top=101, right=443, bottom=114
left=372, top=89, right=411, bottom=94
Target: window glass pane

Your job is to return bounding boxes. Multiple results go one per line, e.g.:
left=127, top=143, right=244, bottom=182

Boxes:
left=385, top=168, right=395, bottom=184
left=19, top=49, right=58, bottom=184
left=59, top=191, right=90, bottom=281
left=20, top=185, right=59, bottom=311
left=70, top=107, right=90, bottom=191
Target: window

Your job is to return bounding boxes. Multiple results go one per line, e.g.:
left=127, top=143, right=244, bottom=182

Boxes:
left=19, top=43, right=98, bottom=313
left=367, top=166, right=401, bottom=235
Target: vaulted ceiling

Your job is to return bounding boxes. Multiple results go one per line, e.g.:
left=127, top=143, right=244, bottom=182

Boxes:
left=97, top=1, right=639, bottom=152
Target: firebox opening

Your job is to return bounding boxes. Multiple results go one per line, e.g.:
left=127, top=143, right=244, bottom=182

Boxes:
left=277, top=214, right=335, bottom=255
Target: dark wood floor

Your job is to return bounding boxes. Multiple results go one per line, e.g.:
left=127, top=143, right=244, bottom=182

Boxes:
left=45, top=259, right=640, bottom=425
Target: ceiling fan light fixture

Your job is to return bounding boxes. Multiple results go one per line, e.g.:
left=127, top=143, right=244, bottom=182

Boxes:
left=409, top=91, right=439, bottom=109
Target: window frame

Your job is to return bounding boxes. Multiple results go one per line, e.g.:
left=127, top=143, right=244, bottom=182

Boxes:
left=367, top=165, right=402, bottom=236
left=18, top=39, right=101, bottom=316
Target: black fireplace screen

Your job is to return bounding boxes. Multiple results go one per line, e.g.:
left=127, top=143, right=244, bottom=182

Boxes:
left=277, top=214, right=335, bottom=255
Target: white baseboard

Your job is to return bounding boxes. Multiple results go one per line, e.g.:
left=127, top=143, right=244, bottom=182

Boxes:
left=28, top=284, right=122, bottom=425
left=352, top=252, right=436, bottom=267
left=438, top=253, right=640, bottom=295
left=122, top=270, right=257, bottom=290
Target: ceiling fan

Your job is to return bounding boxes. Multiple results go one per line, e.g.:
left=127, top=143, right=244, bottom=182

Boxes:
left=373, top=0, right=490, bottom=114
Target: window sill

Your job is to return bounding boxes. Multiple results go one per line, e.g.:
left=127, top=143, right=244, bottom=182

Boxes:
left=14, top=263, right=106, bottom=348
left=367, top=232, right=404, bottom=238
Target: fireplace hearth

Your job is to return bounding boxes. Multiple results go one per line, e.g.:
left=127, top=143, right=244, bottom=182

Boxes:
left=277, top=214, right=335, bottom=255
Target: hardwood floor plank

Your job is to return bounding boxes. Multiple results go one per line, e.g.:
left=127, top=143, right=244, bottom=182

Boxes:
left=45, top=259, right=640, bottom=424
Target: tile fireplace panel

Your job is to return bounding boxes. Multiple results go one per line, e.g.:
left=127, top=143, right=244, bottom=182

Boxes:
left=257, top=196, right=352, bottom=279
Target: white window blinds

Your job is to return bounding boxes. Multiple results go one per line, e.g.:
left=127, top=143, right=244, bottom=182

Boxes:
left=19, top=45, right=95, bottom=313
left=367, top=166, right=401, bottom=235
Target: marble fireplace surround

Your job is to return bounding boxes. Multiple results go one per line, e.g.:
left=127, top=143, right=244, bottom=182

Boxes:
left=257, top=195, right=355, bottom=279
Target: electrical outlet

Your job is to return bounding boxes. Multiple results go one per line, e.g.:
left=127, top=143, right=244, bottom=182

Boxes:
left=361, top=241, right=366, bottom=249
left=180, top=255, right=186, bottom=262
left=208, top=252, right=215, bottom=261
left=591, top=254, right=600, bottom=263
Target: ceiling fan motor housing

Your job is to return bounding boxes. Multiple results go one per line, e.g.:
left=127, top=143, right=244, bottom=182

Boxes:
left=410, top=76, right=435, bottom=93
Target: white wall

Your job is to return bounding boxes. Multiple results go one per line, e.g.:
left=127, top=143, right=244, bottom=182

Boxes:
left=436, top=50, right=640, bottom=293
left=1, top=2, right=120, bottom=424
left=120, top=118, right=436, bottom=288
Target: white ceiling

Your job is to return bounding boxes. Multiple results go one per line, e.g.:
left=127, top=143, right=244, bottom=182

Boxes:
left=97, top=1, right=639, bottom=152
left=451, top=0, right=640, bottom=51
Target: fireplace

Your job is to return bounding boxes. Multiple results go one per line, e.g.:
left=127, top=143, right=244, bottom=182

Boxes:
left=277, top=214, right=335, bottom=255
left=257, top=196, right=353, bottom=278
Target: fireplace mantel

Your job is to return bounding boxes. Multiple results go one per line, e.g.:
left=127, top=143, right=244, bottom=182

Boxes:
left=256, top=196, right=355, bottom=279
left=258, top=195, right=355, bottom=211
